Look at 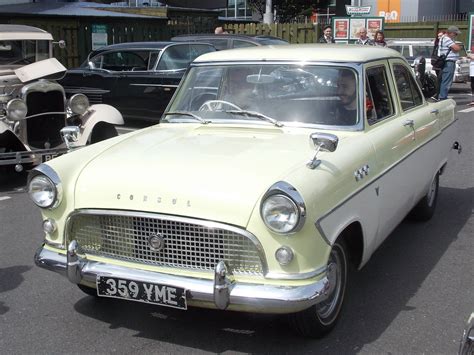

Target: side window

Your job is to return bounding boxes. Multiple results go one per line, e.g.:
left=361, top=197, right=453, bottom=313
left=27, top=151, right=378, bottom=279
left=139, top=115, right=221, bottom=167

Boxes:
left=232, top=40, right=257, bottom=49
left=205, top=39, right=228, bottom=50
left=157, top=44, right=213, bottom=71
left=366, top=65, right=394, bottom=124
left=96, top=51, right=148, bottom=71
left=393, top=64, right=423, bottom=111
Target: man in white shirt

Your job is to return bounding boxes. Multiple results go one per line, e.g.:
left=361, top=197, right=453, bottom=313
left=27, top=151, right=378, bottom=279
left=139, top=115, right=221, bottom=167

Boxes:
left=438, top=26, right=462, bottom=100
left=355, top=27, right=374, bottom=46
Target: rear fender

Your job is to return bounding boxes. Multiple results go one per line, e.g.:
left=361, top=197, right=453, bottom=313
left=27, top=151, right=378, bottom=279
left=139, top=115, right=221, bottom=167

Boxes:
left=76, top=104, right=124, bottom=146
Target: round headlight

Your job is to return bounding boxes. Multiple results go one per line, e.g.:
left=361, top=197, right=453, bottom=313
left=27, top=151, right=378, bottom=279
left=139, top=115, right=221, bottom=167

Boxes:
left=6, top=99, right=27, bottom=121
left=28, top=175, right=57, bottom=208
left=261, top=194, right=299, bottom=234
left=68, top=93, right=89, bottom=115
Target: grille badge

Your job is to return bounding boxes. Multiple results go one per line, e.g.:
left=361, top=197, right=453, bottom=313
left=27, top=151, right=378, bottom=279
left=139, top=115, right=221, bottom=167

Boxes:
left=148, top=233, right=165, bottom=251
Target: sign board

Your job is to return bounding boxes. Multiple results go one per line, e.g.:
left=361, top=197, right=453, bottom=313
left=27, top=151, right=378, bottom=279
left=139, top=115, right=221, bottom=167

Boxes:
left=91, top=24, right=108, bottom=51
left=345, top=5, right=372, bottom=16
left=332, top=16, right=384, bottom=43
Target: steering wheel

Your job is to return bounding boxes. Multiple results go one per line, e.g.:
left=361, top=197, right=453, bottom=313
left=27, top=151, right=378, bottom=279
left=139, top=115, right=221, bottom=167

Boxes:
left=199, top=100, right=242, bottom=112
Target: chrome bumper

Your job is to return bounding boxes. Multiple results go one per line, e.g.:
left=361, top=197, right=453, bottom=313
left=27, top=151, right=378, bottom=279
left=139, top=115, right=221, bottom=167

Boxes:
left=35, top=241, right=330, bottom=314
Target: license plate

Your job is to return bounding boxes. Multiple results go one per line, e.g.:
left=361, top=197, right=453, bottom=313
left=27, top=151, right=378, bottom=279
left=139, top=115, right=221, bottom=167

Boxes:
left=96, top=276, right=187, bottom=310
left=42, top=153, right=61, bottom=162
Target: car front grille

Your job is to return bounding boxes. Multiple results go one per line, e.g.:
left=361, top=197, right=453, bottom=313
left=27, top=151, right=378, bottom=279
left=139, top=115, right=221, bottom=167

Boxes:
left=66, top=210, right=265, bottom=276
left=26, top=91, right=65, bottom=149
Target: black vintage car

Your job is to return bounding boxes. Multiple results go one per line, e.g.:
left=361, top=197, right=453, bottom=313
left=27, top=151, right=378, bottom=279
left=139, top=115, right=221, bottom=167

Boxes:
left=171, top=33, right=289, bottom=50
left=58, top=42, right=216, bottom=122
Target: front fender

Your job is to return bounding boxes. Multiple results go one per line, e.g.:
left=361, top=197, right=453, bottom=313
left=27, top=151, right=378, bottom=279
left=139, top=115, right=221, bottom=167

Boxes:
left=76, top=104, right=124, bottom=146
left=0, top=120, right=12, bottom=135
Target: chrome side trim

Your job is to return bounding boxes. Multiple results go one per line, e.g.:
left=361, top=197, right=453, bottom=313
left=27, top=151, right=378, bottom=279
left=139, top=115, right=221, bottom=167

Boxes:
left=130, top=84, right=179, bottom=88
left=35, top=244, right=329, bottom=314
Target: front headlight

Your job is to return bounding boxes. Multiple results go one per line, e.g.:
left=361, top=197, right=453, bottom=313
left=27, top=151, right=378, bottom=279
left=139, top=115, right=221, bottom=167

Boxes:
left=67, top=93, right=89, bottom=115
left=27, top=165, right=62, bottom=209
left=6, top=99, right=27, bottom=121
left=260, top=182, right=306, bottom=234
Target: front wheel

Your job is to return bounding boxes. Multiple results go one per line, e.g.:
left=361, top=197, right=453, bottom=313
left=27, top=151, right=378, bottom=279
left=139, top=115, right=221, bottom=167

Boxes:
left=288, top=239, right=349, bottom=338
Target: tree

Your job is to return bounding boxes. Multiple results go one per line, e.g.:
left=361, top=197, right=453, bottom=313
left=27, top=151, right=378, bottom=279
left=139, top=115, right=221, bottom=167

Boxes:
left=248, top=0, right=334, bottom=23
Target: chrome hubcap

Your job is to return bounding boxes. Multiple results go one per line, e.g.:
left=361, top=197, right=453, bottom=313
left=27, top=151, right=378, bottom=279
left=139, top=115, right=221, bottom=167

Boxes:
left=316, top=248, right=343, bottom=322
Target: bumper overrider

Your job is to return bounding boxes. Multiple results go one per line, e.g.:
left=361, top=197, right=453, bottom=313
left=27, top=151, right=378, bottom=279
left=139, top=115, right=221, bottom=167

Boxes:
left=35, top=240, right=330, bottom=314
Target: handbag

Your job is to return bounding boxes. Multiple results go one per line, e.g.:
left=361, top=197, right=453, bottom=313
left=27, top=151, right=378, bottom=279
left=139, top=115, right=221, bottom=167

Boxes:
left=431, top=37, right=451, bottom=70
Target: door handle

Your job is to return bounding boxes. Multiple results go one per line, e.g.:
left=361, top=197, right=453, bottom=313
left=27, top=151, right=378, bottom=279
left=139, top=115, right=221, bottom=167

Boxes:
left=430, top=109, right=439, bottom=115
left=403, top=119, right=414, bottom=128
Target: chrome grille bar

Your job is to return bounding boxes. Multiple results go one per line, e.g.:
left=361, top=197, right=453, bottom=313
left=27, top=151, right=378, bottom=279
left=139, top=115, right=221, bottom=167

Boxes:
left=66, top=209, right=266, bottom=276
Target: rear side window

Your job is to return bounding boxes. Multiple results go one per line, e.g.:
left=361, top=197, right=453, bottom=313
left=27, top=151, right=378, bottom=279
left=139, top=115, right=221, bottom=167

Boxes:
left=366, top=66, right=394, bottom=124
left=232, top=40, right=256, bottom=48
left=393, top=64, right=423, bottom=111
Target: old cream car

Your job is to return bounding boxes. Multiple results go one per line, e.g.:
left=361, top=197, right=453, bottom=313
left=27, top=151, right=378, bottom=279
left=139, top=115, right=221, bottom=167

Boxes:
left=30, top=45, right=461, bottom=337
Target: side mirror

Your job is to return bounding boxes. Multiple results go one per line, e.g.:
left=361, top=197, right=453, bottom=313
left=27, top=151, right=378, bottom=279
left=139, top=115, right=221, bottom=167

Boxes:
left=60, top=126, right=80, bottom=149
left=53, top=40, right=66, bottom=49
left=307, top=132, right=338, bottom=169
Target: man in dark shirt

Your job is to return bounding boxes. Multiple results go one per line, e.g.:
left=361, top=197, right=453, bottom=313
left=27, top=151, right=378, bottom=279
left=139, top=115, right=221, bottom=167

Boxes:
left=318, top=25, right=335, bottom=43
left=335, top=70, right=358, bottom=125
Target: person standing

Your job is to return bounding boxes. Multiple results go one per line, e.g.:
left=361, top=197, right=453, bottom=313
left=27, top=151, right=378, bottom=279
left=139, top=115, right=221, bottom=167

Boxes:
left=431, top=30, right=446, bottom=100
left=469, top=47, right=474, bottom=106
left=355, top=27, right=374, bottom=45
left=373, top=30, right=387, bottom=47
left=318, top=25, right=335, bottom=43
left=438, top=26, right=462, bottom=100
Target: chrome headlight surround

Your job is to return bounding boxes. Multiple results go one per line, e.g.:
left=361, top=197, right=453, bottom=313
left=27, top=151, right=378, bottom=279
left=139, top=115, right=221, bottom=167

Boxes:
left=27, top=165, right=62, bottom=209
left=6, top=98, right=27, bottom=121
left=260, top=181, right=306, bottom=234
left=67, top=93, right=89, bottom=115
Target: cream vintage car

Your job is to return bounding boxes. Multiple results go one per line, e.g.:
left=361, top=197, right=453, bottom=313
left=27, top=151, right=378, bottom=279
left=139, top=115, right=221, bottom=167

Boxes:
left=30, top=44, right=461, bottom=337
left=0, top=24, right=123, bottom=176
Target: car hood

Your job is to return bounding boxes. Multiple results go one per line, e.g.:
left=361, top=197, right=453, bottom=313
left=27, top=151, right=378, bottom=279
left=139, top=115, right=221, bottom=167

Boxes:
left=74, top=124, right=318, bottom=227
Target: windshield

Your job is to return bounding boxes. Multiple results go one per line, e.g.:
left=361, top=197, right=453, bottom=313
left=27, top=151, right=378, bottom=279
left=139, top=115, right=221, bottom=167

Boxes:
left=165, top=64, right=359, bottom=128
left=0, top=40, right=50, bottom=65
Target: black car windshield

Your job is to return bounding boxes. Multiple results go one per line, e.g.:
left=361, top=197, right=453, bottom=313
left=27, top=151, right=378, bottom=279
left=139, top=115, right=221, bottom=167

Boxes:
left=164, top=64, right=359, bottom=127
left=0, top=40, right=50, bottom=65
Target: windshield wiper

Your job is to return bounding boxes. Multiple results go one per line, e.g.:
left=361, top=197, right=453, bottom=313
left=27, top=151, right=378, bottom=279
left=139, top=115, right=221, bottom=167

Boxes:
left=163, top=111, right=210, bottom=124
left=225, top=110, right=284, bottom=127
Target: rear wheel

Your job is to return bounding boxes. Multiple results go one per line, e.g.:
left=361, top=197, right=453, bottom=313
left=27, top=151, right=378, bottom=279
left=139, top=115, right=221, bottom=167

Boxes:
left=408, top=172, right=439, bottom=221
left=289, top=239, right=349, bottom=338
left=88, top=123, right=118, bottom=144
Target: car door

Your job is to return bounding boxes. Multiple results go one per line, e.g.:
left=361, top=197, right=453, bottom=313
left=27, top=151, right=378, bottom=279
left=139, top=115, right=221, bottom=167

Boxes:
left=59, top=53, right=118, bottom=106
left=110, top=49, right=164, bottom=121
left=364, top=61, right=418, bottom=246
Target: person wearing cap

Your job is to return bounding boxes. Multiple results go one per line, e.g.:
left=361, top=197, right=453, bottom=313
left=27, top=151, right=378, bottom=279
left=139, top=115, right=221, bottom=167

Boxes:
left=438, top=25, right=462, bottom=100
left=318, top=25, right=335, bottom=43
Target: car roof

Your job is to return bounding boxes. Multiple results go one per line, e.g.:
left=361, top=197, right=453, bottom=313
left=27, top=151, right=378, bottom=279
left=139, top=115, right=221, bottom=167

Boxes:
left=0, top=24, right=53, bottom=41
left=386, top=38, right=464, bottom=45
left=194, top=44, right=403, bottom=64
left=88, top=41, right=213, bottom=57
left=172, top=33, right=288, bottom=42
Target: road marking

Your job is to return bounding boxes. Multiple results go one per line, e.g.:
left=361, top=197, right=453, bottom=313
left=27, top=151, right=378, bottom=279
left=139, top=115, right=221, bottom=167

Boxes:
left=458, top=107, right=474, bottom=113
left=0, top=196, right=11, bottom=201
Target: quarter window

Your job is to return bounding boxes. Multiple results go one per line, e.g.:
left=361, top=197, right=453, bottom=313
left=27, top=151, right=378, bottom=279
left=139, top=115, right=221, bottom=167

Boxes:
left=393, top=64, right=423, bottom=110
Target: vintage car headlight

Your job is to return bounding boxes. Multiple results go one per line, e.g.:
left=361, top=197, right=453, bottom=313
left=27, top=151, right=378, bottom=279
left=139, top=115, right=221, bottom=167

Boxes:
left=67, top=93, right=89, bottom=115
left=260, top=182, right=306, bottom=234
left=27, top=166, right=62, bottom=209
left=6, top=99, right=27, bottom=121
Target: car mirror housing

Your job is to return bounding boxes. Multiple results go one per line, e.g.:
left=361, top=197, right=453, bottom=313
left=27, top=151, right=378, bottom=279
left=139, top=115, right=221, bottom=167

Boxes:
left=307, top=132, right=338, bottom=169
